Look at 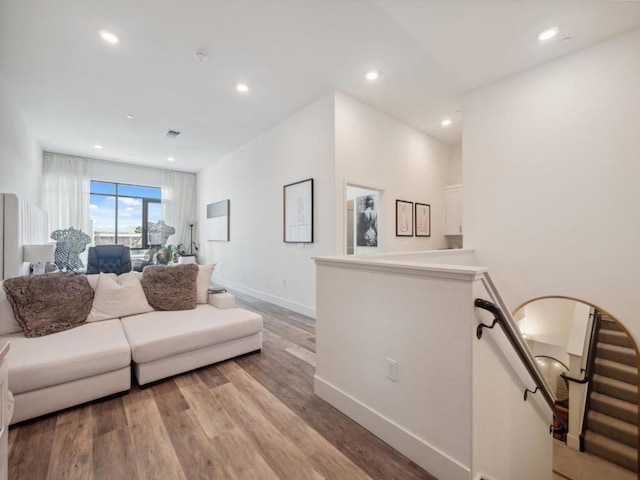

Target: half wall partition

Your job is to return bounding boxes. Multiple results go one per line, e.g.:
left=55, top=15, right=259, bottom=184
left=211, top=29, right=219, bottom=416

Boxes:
left=314, top=249, right=554, bottom=480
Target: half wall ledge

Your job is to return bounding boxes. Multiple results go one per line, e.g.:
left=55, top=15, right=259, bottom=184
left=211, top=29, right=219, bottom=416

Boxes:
left=313, top=249, right=553, bottom=480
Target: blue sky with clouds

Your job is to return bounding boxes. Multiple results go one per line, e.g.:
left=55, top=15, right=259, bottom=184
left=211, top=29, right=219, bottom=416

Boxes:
left=89, top=182, right=162, bottom=234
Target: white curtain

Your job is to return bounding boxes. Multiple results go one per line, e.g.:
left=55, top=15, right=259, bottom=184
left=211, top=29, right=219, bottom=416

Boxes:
left=161, top=171, right=197, bottom=250
left=42, top=153, right=90, bottom=234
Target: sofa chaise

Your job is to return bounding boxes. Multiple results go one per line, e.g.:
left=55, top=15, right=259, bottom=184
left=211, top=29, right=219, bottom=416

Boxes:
left=0, top=264, right=263, bottom=424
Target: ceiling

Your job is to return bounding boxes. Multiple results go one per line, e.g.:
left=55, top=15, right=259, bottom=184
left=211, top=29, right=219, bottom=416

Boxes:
left=1, top=1, right=640, bottom=173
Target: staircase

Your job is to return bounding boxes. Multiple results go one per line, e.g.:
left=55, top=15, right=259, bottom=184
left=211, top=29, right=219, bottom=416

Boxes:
left=583, top=315, right=639, bottom=473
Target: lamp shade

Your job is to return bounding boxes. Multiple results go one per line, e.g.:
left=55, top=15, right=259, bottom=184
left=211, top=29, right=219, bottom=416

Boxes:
left=23, top=244, right=55, bottom=264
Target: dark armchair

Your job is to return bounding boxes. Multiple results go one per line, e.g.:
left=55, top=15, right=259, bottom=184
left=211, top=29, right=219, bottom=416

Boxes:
left=86, top=245, right=132, bottom=275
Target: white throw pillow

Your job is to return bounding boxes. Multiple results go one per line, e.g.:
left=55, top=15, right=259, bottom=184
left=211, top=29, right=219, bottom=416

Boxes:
left=87, top=272, right=154, bottom=322
left=0, top=280, right=23, bottom=335
left=130, top=271, right=143, bottom=281
left=86, top=273, right=116, bottom=291
left=197, top=264, right=216, bottom=304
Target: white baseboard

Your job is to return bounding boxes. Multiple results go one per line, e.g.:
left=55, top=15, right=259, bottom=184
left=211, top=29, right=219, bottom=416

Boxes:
left=217, top=278, right=316, bottom=319
left=314, top=375, right=470, bottom=480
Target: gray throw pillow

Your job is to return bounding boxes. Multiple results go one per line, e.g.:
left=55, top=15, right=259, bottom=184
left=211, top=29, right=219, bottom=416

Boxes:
left=141, top=264, right=198, bottom=311
left=3, top=273, right=94, bottom=337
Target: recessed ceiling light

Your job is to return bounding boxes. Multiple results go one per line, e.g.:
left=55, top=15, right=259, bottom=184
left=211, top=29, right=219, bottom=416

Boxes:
left=125, top=114, right=133, bottom=119
left=93, top=144, right=103, bottom=149
left=236, top=83, right=249, bottom=93
left=537, top=27, right=558, bottom=42
left=99, top=29, right=119, bottom=45
left=441, top=119, right=452, bottom=127
left=366, top=70, right=379, bottom=81
left=167, top=157, right=175, bottom=162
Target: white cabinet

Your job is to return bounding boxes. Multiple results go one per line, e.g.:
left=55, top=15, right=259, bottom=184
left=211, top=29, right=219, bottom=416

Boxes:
left=444, top=184, right=463, bottom=235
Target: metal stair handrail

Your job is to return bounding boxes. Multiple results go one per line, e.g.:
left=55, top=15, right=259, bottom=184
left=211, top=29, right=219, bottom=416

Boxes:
left=475, top=297, right=569, bottom=430
left=561, top=311, right=600, bottom=385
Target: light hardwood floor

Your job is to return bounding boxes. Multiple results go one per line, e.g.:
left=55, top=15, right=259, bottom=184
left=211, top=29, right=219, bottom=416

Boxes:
left=8, top=293, right=435, bottom=480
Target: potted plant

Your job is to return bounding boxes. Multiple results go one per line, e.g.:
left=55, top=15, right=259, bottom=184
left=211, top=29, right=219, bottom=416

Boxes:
left=171, top=243, right=198, bottom=264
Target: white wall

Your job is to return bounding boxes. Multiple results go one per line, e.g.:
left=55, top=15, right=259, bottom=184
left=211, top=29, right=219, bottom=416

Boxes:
left=521, top=298, right=575, bottom=348
left=567, top=302, right=591, bottom=357
left=315, top=254, right=554, bottom=479
left=472, top=315, right=553, bottom=480
left=463, top=28, right=640, bottom=346
left=197, top=93, right=336, bottom=317
left=315, top=258, right=477, bottom=480
left=449, top=143, right=462, bottom=185
left=334, top=92, right=450, bottom=254
left=0, top=71, right=42, bottom=205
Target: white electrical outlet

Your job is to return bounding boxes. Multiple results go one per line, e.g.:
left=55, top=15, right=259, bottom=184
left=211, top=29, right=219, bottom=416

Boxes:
left=386, top=358, right=398, bottom=382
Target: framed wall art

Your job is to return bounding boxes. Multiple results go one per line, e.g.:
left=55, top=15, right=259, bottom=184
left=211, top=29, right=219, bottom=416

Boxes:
left=396, top=199, right=413, bottom=237
left=415, top=202, right=431, bottom=237
left=355, top=193, right=379, bottom=247
left=283, top=178, right=313, bottom=243
left=206, top=199, right=230, bottom=241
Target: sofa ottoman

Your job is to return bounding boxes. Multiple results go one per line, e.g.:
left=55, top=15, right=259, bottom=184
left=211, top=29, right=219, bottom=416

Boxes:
left=4, top=319, right=131, bottom=423
left=121, top=304, right=263, bottom=385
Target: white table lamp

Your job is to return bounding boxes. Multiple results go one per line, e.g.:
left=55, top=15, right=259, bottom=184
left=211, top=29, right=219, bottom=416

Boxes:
left=24, top=244, right=55, bottom=275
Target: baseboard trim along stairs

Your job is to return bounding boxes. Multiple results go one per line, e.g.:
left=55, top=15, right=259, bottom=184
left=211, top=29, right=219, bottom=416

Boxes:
left=583, top=315, right=639, bottom=473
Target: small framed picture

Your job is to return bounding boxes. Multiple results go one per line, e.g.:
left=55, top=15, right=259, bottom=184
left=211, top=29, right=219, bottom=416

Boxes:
left=283, top=178, right=313, bottom=243
left=206, top=199, right=230, bottom=242
left=396, top=200, right=413, bottom=236
left=415, top=203, right=431, bottom=237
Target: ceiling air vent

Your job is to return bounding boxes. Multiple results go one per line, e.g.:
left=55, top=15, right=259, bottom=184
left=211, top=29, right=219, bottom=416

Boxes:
left=165, top=129, right=181, bottom=138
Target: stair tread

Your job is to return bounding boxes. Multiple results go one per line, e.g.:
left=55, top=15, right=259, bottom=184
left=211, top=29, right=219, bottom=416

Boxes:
left=591, top=391, right=638, bottom=414
left=600, top=317, right=622, bottom=331
left=588, top=410, right=638, bottom=436
left=599, top=329, right=635, bottom=348
left=597, top=343, right=636, bottom=355
left=584, top=431, right=639, bottom=473
left=591, top=392, right=639, bottom=424
left=592, top=374, right=639, bottom=403
left=595, top=358, right=639, bottom=384
left=600, top=329, right=631, bottom=339
left=595, top=358, right=638, bottom=374
left=596, top=343, right=637, bottom=368
left=601, top=328, right=628, bottom=336
left=593, top=374, right=639, bottom=392
left=584, top=430, right=638, bottom=457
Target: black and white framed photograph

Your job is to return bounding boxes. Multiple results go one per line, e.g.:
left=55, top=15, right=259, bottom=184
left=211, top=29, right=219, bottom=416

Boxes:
left=356, top=193, right=379, bottom=247
left=396, top=199, right=413, bottom=236
left=283, top=178, right=313, bottom=243
left=415, top=202, right=431, bottom=237
left=206, top=199, right=230, bottom=241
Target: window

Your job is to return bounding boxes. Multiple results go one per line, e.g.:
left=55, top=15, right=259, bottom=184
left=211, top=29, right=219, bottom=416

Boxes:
left=89, top=181, right=162, bottom=249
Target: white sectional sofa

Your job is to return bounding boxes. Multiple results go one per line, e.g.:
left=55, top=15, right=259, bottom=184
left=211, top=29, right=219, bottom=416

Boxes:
left=123, top=304, right=263, bottom=385
left=0, top=267, right=263, bottom=424
left=5, top=319, right=131, bottom=424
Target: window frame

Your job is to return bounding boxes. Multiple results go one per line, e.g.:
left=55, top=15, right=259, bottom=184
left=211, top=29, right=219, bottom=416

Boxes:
left=89, top=181, right=161, bottom=249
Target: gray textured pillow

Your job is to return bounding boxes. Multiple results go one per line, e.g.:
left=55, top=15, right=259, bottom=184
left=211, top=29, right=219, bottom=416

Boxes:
left=3, top=273, right=94, bottom=337
left=141, top=264, right=198, bottom=311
